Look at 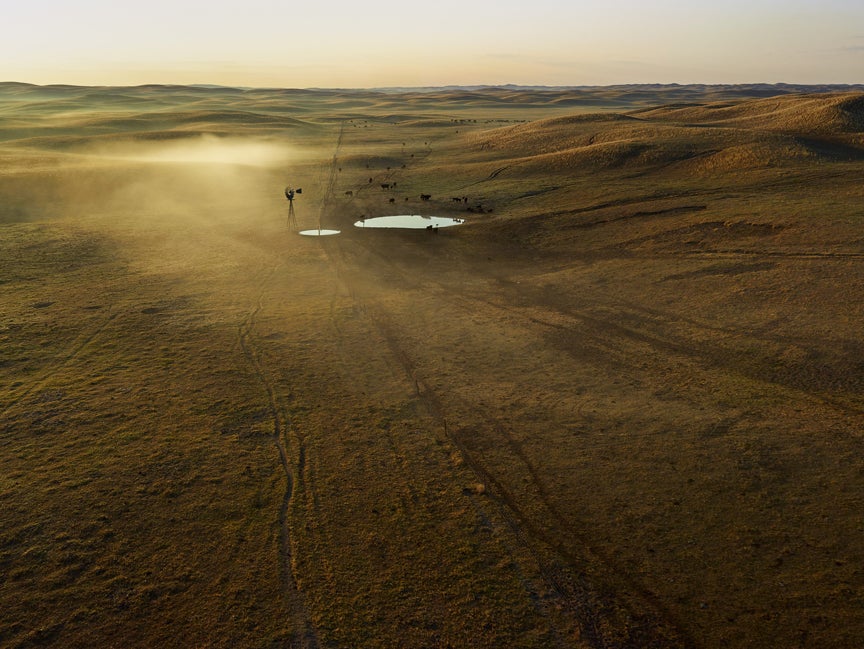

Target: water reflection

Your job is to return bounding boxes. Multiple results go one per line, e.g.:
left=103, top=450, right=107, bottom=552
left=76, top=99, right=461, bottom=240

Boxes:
left=354, top=215, right=465, bottom=230
left=299, top=229, right=341, bottom=236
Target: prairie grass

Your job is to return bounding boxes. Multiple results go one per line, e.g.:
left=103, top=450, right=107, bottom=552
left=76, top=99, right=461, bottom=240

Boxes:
left=2, top=83, right=864, bottom=648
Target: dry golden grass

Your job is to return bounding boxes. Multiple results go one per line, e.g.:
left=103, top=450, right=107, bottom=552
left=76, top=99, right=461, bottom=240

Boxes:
left=634, top=92, right=864, bottom=134
left=2, top=83, right=864, bottom=648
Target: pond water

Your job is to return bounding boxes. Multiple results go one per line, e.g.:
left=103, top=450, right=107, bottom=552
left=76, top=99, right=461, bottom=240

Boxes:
left=298, top=229, right=341, bottom=236
left=354, top=215, right=465, bottom=230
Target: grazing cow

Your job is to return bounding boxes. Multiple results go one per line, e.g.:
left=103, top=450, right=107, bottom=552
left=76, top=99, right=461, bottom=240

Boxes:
left=389, top=197, right=396, bottom=203
left=451, top=197, right=462, bottom=203
left=420, top=194, right=431, bottom=201
left=381, top=183, right=391, bottom=190
left=345, top=190, right=353, bottom=197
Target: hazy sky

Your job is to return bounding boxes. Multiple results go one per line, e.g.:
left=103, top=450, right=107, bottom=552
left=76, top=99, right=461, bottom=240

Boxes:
left=3, top=0, right=863, bottom=88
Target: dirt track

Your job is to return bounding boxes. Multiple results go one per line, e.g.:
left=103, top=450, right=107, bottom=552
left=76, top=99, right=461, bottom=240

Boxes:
left=239, top=197, right=864, bottom=647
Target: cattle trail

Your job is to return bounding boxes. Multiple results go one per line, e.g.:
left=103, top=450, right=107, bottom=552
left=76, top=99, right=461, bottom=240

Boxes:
left=320, top=233, right=698, bottom=648
left=317, top=121, right=346, bottom=224
left=237, top=270, right=319, bottom=649
left=242, top=123, right=347, bottom=645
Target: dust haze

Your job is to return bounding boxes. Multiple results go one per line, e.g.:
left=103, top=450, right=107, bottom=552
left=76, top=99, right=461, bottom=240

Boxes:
left=90, top=135, right=300, bottom=167
left=2, top=82, right=864, bottom=649
left=0, top=130, right=330, bottom=276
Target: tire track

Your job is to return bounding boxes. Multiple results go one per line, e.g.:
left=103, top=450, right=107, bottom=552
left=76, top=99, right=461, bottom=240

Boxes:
left=239, top=121, right=346, bottom=644
left=340, top=232, right=864, bottom=419
left=367, top=305, right=696, bottom=649
left=237, top=276, right=318, bottom=649
left=323, top=239, right=696, bottom=648
left=315, top=121, right=346, bottom=228
left=679, top=249, right=864, bottom=260
left=317, top=125, right=650, bottom=644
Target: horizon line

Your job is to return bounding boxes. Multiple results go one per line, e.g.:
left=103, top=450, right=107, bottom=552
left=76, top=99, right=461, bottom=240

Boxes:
left=3, top=80, right=864, bottom=93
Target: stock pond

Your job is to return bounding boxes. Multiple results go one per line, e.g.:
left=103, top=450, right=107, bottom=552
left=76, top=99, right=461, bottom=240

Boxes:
left=354, top=215, right=465, bottom=230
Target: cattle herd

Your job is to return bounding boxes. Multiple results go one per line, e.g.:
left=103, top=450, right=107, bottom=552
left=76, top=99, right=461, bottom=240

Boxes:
left=337, top=156, right=490, bottom=213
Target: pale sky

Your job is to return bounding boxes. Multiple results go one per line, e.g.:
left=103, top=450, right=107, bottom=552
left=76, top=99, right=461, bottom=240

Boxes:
left=3, top=0, right=863, bottom=88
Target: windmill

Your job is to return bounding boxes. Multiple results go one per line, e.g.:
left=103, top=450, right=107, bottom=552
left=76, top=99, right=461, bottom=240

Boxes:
left=284, top=186, right=302, bottom=232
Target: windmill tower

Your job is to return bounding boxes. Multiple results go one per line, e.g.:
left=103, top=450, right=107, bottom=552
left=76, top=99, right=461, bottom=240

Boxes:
left=284, top=186, right=302, bottom=232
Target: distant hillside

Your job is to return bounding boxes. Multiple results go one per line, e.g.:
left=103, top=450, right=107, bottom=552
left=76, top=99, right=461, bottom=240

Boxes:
left=2, top=83, right=862, bottom=166
left=358, top=83, right=864, bottom=96
left=632, top=92, right=864, bottom=134
left=468, top=92, right=864, bottom=177
left=3, top=81, right=864, bottom=106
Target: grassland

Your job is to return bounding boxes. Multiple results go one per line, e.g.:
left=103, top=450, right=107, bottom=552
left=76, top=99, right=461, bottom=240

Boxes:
left=2, top=82, right=864, bottom=648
